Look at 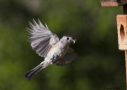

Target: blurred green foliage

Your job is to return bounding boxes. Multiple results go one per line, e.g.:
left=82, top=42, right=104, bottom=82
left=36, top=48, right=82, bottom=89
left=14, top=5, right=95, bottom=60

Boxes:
left=0, top=0, right=125, bottom=90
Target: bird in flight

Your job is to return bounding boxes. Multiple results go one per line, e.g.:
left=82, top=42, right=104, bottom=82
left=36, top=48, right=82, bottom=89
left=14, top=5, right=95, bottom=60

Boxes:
left=24, top=19, right=77, bottom=81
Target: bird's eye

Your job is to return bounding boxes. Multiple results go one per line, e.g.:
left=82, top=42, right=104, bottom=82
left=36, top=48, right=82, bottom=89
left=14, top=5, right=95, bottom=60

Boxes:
left=67, top=37, right=69, bottom=40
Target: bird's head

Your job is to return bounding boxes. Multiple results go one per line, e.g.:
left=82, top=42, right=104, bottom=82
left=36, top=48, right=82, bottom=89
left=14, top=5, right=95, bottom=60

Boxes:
left=60, top=36, right=76, bottom=45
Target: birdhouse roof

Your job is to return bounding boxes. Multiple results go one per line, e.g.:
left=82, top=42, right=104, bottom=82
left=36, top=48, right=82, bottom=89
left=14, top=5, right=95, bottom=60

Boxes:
left=100, top=0, right=127, bottom=6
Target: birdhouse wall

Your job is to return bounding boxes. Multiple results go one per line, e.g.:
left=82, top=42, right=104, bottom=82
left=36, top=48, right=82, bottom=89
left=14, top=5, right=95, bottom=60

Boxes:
left=117, top=15, right=127, bottom=50
left=100, top=0, right=127, bottom=7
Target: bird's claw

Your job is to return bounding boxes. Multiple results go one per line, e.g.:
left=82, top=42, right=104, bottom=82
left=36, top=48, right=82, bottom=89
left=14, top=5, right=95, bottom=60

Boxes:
left=59, top=58, right=62, bottom=61
left=52, top=54, right=59, bottom=61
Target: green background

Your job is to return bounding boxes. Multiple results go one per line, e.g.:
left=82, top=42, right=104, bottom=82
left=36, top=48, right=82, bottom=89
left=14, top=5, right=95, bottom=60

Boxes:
left=0, top=0, right=125, bottom=90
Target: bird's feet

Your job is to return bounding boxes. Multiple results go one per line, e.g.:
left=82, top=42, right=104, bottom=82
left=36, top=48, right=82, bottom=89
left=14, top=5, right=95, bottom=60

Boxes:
left=52, top=54, right=59, bottom=61
left=59, top=58, right=62, bottom=61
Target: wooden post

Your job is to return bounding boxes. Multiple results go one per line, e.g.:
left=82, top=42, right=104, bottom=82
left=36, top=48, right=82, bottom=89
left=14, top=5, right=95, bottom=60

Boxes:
left=123, top=5, right=127, bottom=14
left=125, top=51, right=127, bottom=89
left=123, top=5, right=127, bottom=90
left=117, top=13, right=127, bottom=90
left=117, top=4, right=127, bottom=90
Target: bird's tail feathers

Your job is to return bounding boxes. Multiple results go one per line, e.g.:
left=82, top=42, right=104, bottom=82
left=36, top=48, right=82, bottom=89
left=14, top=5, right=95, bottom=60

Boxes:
left=24, top=59, right=52, bottom=81
left=24, top=61, right=47, bottom=81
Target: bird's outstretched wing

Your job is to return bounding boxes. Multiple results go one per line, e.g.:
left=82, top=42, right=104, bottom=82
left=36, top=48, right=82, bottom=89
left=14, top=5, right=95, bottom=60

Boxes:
left=54, top=48, right=77, bottom=66
left=26, top=19, right=59, bottom=57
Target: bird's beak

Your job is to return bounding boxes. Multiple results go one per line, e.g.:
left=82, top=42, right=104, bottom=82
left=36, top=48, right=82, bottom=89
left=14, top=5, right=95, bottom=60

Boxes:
left=72, top=39, right=76, bottom=44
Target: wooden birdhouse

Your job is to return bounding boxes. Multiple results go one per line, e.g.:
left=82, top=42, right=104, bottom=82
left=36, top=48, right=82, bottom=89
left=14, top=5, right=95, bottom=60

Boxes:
left=117, top=15, right=127, bottom=50
left=99, top=0, right=127, bottom=89
left=100, top=0, right=127, bottom=7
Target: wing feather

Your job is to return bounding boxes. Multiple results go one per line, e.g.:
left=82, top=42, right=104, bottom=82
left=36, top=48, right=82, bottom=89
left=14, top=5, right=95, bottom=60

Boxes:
left=26, top=19, right=59, bottom=57
left=54, top=48, right=77, bottom=66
